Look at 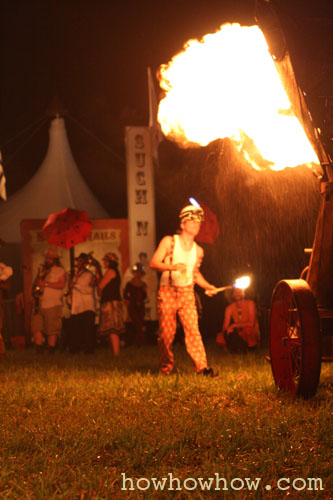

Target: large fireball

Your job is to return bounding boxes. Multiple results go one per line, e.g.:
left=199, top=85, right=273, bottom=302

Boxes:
left=157, top=23, right=319, bottom=171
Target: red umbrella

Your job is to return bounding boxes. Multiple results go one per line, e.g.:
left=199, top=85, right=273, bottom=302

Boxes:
left=196, top=202, right=220, bottom=244
left=42, top=208, right=92, bottom=276
left=42, top=208, right=92, bottom=248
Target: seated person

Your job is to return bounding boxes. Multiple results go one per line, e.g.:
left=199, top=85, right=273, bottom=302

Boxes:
left=222, top=287, right=260, bottom=353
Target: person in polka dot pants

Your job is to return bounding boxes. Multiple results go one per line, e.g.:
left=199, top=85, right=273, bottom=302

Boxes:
left=150, top=204, right=218, bottom=376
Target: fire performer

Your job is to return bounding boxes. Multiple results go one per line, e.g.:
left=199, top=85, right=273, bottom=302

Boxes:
left=222, top=287, right=260, bottom=353
left=150, top=204, right=218, bottom=376
left=31, top=248, right=66, bottom=354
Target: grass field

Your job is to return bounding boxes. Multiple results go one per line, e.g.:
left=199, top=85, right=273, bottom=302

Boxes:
left=0, top=342, right=332, bottom=499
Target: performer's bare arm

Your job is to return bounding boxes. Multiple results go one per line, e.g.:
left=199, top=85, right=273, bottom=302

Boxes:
left=195, top=271, right=218, bottom=295
left=194, top=246, right=218, bottom=295
left=150, top=236, right=186, bottom=273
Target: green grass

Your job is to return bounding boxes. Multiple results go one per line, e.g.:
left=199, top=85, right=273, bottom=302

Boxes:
left=0, top=343, right=332, bottom=499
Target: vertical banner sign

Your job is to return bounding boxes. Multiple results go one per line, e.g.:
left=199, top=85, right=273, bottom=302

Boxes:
left=125, top=126, right=158, bottom=321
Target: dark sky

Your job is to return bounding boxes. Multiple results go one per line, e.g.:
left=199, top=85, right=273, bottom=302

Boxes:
left=0, top=0, right=254, bottom=209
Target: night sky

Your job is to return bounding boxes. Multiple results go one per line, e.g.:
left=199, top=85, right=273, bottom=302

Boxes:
left=0, top=0, right=253, bottom=204
left=1, top=0, right=332, bottom=311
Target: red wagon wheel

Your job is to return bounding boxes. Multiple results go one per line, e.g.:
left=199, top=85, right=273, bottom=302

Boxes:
left=269, top=279, right=321, bottom=398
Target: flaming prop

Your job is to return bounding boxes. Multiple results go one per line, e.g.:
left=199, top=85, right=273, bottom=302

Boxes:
left=158, top=23, right=319, bottom=171
left=206, top=275, right=251, bottom=295
left=234, top=275, right=251, bottom=289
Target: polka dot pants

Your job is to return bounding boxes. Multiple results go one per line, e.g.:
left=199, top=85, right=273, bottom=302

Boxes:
left=157, top=285, right=208, bottom=374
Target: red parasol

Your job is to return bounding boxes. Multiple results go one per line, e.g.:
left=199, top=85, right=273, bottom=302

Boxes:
left=42, top=208, right=93, bottom=275
left=42, top=208, right=92, bottom=248
left=196, top=202, right=220, bottom=244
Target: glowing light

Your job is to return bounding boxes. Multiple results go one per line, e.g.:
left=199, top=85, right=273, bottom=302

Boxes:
left=157, top=23, right=319, bottom=171
left=234, top=276, right=251, bottom=289
left=189, top=197, right=200, bottom=207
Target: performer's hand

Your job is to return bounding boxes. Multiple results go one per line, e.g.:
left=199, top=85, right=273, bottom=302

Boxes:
left=205, top=285, right=219, bottom=297
left=173, top=262, right=187, bottom=274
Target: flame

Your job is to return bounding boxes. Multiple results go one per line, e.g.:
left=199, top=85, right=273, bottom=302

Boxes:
left=234, top=276, right=251, bottom=289
left=157, top=23, right=319, bottom=171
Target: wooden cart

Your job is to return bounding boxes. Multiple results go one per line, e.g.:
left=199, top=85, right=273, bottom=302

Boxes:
left=269, top=170, right=333, bottom=398
left=255, top=0, right=333, bottom=397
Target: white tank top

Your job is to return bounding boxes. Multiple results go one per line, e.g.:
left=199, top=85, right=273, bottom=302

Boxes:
left=160, top=235, right=198, bottom=287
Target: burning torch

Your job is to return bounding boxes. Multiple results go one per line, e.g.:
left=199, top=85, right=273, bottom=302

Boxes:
left=205, top=275, right=251, bottom=295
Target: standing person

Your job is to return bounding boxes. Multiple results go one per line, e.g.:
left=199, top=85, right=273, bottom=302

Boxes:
left=138, top=251, right=158, bottom=321
left=31, top=248, right=66, bottom=354
left=97, top=252, right=125, bottom=356
left=0, top=259, right=13, bottom=359
left=150, top=204, right=218, bottom=376
left=124, top=263, right=147, bottom=346
left=222, top=287, right=260, bottom=353
left=68, top=253, right=100, bottom=354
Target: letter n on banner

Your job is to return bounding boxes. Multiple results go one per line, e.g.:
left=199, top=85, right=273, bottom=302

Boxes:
left=125, top=126, right=158, bottom=320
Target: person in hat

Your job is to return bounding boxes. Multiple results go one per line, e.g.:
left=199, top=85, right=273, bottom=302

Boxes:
left=31, top=247, right=66, bottom=353
left=68, top=253, right=100, bottom=354
left=150, top=204, right=218, bottom=376
left=124, top=263, right=147, bottom=346
left=97, top=252, right=125, bottom=355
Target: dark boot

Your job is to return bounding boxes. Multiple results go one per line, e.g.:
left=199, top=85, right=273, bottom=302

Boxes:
left=197, top=367, right=219, bottom=378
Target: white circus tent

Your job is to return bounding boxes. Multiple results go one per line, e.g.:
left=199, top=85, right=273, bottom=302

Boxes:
left=0, top=116, right=109, bottom=243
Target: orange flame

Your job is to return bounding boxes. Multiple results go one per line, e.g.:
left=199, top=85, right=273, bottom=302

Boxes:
left=234, top=276, right=251, bottom=289
left=157, top=23, right=319, bottom=171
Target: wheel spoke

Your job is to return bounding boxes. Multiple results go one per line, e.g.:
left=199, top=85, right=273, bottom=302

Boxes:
left=290, top=345, right=301, bottom=376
